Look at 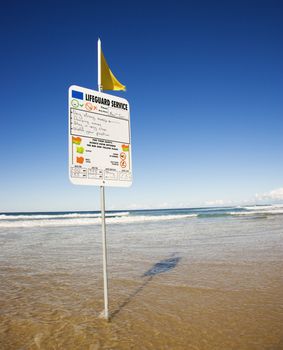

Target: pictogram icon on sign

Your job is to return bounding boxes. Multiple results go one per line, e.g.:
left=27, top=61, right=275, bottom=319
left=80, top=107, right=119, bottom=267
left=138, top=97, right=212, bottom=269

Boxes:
left=85, top=102, right=93, bottom=111
left=76, top=156, right=84, bottom=164
left=120, top=152, right=126, bottom=160
left=120, top=160, right=127, bottom=168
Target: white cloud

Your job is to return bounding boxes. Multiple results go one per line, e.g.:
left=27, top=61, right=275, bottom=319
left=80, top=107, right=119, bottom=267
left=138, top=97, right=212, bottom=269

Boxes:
left=204, top=199, right=227, bottom=206
left=204, top=188, right=283, bottom=207
left=255, top=187, right=283, bottom=201
left=107, top=187, right=283, bottom=211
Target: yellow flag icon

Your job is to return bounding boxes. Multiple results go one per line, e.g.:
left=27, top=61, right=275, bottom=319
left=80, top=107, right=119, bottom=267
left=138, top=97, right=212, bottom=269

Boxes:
left=100, top=48, right=126, bottom=91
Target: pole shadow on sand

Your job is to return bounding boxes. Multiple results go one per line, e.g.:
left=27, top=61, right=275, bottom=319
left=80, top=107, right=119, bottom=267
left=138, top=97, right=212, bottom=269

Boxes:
left=110, top=253, right=181, bottom=319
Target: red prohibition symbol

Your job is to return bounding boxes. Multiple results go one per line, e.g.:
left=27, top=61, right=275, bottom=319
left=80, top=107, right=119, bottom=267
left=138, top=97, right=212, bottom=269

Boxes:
left=120, top=160, right=127, bottom=168
left=85, top=102, right=93, bottom=111
left=120, top=152, right=127, bottom=160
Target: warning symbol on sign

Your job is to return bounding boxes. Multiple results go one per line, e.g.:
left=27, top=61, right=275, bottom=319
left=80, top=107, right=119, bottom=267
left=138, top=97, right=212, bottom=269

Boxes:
left=120, top=152, right=126, bottom=160
left=120, top=160, right=127, bottom=168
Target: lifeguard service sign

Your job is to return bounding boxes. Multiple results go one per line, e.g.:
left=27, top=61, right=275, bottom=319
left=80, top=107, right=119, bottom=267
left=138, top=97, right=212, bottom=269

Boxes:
left=68, top=85, right=132, bottom=187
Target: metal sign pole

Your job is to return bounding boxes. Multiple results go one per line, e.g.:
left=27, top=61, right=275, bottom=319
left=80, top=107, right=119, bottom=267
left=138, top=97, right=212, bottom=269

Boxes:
left=98, top=38, right=109, bottom=320
left=100, top=185, right=109, bottom=320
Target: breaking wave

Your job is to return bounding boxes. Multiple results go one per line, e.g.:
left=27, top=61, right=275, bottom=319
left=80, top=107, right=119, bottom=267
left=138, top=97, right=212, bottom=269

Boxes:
left=0, top=213, right=197, bottom=228
left=0, top=212, right=129, bottom=221
left=0, top=204, right=282, bottom=228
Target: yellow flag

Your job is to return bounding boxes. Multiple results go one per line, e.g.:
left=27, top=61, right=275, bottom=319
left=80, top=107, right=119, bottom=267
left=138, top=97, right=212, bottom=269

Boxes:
left=101, top=49, right=126, bottom=91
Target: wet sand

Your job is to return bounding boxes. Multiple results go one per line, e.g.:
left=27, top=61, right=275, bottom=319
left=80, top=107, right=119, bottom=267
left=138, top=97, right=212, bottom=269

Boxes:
left=0, top=216, right=283, bottom=349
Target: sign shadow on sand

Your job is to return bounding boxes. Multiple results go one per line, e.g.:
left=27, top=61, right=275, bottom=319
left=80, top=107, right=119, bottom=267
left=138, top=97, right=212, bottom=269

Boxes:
left=110, top=253, right=181, bottom=319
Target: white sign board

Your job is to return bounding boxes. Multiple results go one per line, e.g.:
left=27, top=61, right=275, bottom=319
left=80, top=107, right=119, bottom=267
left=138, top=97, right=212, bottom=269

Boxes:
left=68, top=85, right=132, bottom=187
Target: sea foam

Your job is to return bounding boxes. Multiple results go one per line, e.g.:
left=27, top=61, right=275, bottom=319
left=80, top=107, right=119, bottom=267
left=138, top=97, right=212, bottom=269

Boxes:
left=0, top=213, right=197, bottom=228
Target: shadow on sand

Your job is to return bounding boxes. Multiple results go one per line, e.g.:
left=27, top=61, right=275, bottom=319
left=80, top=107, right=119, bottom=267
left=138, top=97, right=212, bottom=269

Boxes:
left=110, top=253, right=181, bottom=319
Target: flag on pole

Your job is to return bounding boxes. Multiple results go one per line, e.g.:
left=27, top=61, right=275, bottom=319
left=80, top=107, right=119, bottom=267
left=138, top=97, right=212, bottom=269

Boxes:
left=99, top=42, right=126, bottom=91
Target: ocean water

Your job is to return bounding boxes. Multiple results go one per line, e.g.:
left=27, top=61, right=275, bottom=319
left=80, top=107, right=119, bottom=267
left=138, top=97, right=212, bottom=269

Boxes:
left=1, top=204, right=283, bottom=228
left=0, top=205, right=283, bottom=349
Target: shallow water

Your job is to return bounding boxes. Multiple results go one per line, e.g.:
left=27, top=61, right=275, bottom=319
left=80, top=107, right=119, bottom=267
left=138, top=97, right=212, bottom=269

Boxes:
left=1, top=214, right=283, bottom=349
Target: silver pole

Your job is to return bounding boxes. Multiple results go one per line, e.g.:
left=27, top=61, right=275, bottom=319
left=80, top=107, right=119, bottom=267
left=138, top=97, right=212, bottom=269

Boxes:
left=98, top=38, right=109, bottom=320
left=98, top=38, right=101, bottom=91
left=100, top=185, right=109, bottom=320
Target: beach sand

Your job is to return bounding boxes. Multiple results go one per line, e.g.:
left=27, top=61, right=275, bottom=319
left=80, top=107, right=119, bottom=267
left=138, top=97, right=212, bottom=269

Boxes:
left=0, top=213, right=282, bottom=349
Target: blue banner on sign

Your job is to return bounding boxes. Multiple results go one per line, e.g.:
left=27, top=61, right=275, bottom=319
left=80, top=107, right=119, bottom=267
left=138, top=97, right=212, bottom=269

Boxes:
left=72, top=90, right=84, bottom=100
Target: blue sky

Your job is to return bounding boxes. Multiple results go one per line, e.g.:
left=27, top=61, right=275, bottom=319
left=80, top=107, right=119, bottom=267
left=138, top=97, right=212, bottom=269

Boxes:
left=0, top=0, right=282, bottom=212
